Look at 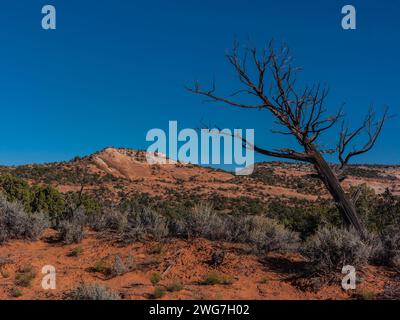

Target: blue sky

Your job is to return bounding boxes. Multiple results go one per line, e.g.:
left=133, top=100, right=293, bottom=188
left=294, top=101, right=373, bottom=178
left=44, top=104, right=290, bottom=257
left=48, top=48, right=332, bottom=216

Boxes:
left=0, top=0, right=398, bottom=166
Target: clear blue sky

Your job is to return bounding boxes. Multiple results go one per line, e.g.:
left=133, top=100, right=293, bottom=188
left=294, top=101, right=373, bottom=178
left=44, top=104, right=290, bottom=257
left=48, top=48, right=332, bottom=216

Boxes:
left=0, top=0, right=399, bottom=166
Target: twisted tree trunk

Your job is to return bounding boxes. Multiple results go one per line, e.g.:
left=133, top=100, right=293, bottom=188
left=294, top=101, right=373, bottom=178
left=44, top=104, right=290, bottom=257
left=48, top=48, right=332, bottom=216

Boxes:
left=308, top=145, right=365, bottom=238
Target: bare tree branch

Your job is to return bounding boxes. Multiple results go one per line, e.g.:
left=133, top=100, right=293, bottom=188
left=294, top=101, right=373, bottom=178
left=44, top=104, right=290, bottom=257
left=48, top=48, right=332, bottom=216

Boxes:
left=338, top=107, right=389, bottom=169
left=188, top=40, right=389, bottom=237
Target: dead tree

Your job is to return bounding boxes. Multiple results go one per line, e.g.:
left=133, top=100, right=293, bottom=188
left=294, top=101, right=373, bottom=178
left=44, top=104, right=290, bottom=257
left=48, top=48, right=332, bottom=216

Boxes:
left=188, top=42, right=388, bottom=238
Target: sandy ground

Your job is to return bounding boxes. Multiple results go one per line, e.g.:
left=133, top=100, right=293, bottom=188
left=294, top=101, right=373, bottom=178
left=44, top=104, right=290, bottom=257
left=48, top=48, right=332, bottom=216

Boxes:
left=0, top=229, right=397, bottom=300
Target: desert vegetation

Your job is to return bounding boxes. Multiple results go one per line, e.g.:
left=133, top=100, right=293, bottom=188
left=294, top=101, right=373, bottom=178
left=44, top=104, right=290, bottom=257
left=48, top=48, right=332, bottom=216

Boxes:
left=66, top=283, right=121, bottom=300
left=1, top=171, right=399, bottom=253
left=0, top=153, right=399, bottom=300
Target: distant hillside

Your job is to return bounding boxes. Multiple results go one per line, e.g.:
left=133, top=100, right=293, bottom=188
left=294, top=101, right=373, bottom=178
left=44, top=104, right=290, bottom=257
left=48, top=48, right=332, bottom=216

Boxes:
left=1, top=147, right=399, bottom=208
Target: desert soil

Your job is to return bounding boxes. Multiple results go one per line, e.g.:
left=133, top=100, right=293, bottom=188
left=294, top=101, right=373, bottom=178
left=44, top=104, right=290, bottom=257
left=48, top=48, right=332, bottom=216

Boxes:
left=0, top=229, right=396, bottom=300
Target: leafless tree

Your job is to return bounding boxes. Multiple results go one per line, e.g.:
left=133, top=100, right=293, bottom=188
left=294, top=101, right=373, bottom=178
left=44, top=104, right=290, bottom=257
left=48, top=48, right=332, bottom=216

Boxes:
left=188, top=41, right=388, bottom=238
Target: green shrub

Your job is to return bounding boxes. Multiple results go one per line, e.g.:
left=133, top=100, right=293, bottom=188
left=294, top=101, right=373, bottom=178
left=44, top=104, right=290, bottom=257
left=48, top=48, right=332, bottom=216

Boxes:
left=168, top=203, right=298, bottom=254
left=151, top=287, right=166, bottom=299
left=353, top=187, right=400, bottom=233
left=80, top=194, right=101, bottom=216
left=0, top=196, right=48, bottom=244
left=259, top=277, right=269, bottom=284
left=10, top=287, right=23, bottom=298
left=92, top=255, right=133, bottom=278
left=0, top=175, right=67, bottom=221
left=121, top=207, right=168, bottom=243
left=30, top=185, right=65, bottom=222
left=0, top=174, right=32, bottom=211
left=267, top=198, right=333, bottom=239
left=109, top=255, right=133, bottom=277
left=92, top=260, right=111, bottom=276
left=301, top=226, right=372, bottom=273
left=147, top=243, right=163, bottom=255
left=57, top=220, right=84, bottom=244
left=200, top=272, right=233, bottom=285
left=173, top=203, right=230, bottom=240
left=15, top=266, right=36, bottom=287
left=64, top=192, right=101, bottom=217
left=56, top=208, right=86, bottom=244
left=67, top=283, right=121, bottom=300
left=1, top=270, right=10, bottom=278
left=90, top=208, right=127, bottom=233
left=232, top=216, right=299, bottom=253
left=356, top=289, right=376, bottom=300
left=166, top=281, right=183, bottom=292
left=371, top=225, right=400, bottom=268
left=150, top=272, right=162, bottom=285
left=68, top=246, right=83, bottom=257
